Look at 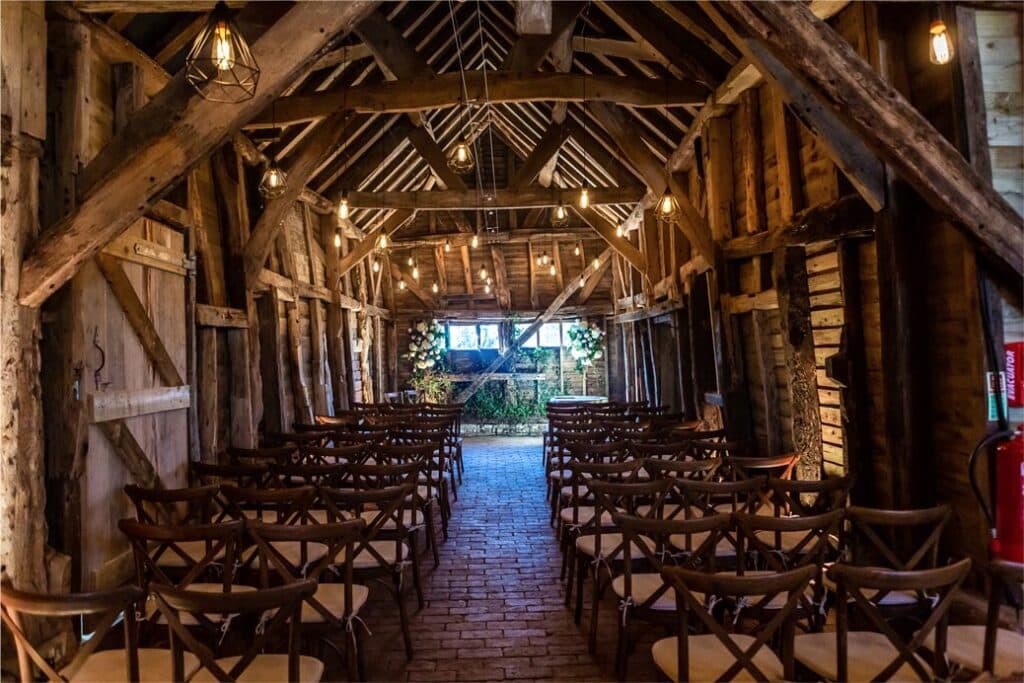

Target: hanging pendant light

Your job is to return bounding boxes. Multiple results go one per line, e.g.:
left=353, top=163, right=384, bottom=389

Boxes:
left=549, top=263, right=556, bottom=276
left=406, top=255, right=414, bottom=267
left=573, top=244, right=581, bottom=257
left=377, top=234, right=388, bottom=250
left=929, top=16, right=953, bottom=65
left=258, top=164, right=287, bottom=199
left=398, top=279, right=406, bottom=291
left=579, top=274, right=585, bottom=288
left=479, top=266, right=488, bottom=281
left=471, top=234, right=479, bottom=249
left=431, top=282, right=439, bottom=294
left=412, top=262, right=420, bottom=280
left=185, top=1, right=259, bottom=102
left=592, top=257, right=600, bottom=269
left=615, top=224, right=624, bottom=238
left=657, top=186, right=679, bottom=221
left=444, top=239, right=452, bottom=252
left=578, top=187, right=590, bottom=209
left=337, top=192, right=350, bottom=221
left=333, top=229, right=342, bottom=249
left=552, top=204, right=570, bottom=227
left=447, top=140, right=476, bottom=175
left=372, top=259, right=380, bottom=273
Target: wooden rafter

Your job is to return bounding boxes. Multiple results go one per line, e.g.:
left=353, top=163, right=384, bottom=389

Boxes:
left=341, top=186, right=644, bottom=210
left=249, top=72, right=708, bottom=126
left=18, top=1, right=380, bottom=307
left=335, top=209, right=417, bottom=284
left=502, top=1, right=584, bottom=71
left=454, top=247, right=613, bottom=403
left=390, top=262, right=435, bottom=309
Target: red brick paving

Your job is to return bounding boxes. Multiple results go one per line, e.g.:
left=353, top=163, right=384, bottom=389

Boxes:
left=349, top=436, right=664, bottom=683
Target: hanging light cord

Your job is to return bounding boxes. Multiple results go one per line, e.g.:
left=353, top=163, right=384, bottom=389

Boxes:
left=579, top=1, right=593, bottom=188
left=474, top=0, right=499, bottom=229
left=448, top=0, right=488, bottom=230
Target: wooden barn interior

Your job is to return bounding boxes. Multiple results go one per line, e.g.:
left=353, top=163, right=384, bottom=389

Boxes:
left=1, top=1, right=1023, bottom=681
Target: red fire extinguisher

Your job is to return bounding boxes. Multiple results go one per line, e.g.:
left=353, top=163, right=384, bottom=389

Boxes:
left=970, top=427, right=1024, bottom=563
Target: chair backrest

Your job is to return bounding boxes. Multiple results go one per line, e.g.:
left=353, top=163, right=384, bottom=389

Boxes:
left=829, top=558, right=972, bottom=682
left=269, top=463, right=349, bottom=489
left=265, top=430, right=332, bottom=449
left=984, top=559, right=1024, bottom=673
left=641, top=457, right=719, bottom=482
left=152, top=580, right=316, bottom=683
left=844, top=504, right=951, bottom=570
left=690, top=439, right=755, bottom=462
left=302, top=443, right=370, bottom=467
left=190, top=462, right=269, bottom=490
left=735, top=509, right=845, bottom=571
left=564, top=439, right=629, bottom=464
left=1, top=583, right=144, bottom=683
left=615, top=512, right=730, bottom=611
left=583, top=478, right=674, bottom=559
left=662, top=564, right=816, bottom=681
left=124, top=484, right=219, bottom=526
left=630, top=441, right=697, bottom=462
left=220, top=484, right=317, bottom=526
left=118, top=518, right=243, bottom=592
left=764, top=475, right=852, bottom=516
left=347, top=461, right=423, bottom=490
left=674, top=477, right=768, bottom=517
left=319, top=484, right=414, bottom=571
left=246, top=520, right=365, bottom=625
left=227, top=445, right=297, bottom=467
left=721, top=453, right=799, bottom=481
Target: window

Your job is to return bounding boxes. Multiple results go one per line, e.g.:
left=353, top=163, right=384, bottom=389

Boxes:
left=478, top=324, right=500, bottom=349
left=514, top=323, right=538, bottom=348
left=538, top=322, right=562, bottom=348
left=448, top=324, right=478, bottom=350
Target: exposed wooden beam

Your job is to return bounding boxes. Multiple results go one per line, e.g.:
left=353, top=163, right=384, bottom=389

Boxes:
left=490, top=246, right=511, bottom=310
left=242, top=111, right=353, bottom=288
left=455, top=247, right=613, bottom=402
left=153, top=13, right=206, bottom=66
left=588, top=101, right=715, bottom=265
left=355, top=8, right=433, bottom=80
left=196, top=304, right=249, bottom=328
left=18, top=1, right=379, bottom=307
left=96, top=420, right=162, bottom=490
left=231, top=133, right=339, bottom=215
left=597, top=1, right=718, bottom=87
left=343, top=185, right=644, bottom=210
left=433, top=244, right=448, bottom=296
left=459, top=245, right=475, bottom=297
left=507, top=123, right=569, bottom=191
left=721, top=1, right=1023, bottom=277
left=393, top=226, right=598, bottom=248
left=577, top=252, right=610, bottom=304
left=335, top=209, right=416, bottom=284
left=514, top=0, right=552, bottom=35
left=724, top=194, right=874, bottom=259
left=390, top=262, right=436, bottom=308
left=571, top=36, right=660, bottom=63
left=739, top=90, right=766, bottom=234
left=249, top=72, right=709, bottom=126
left=575, top=206, right=647, bottom=275
left=74, top=1, right=242, bottom=11
left=503, top=2, right=584, bottom=71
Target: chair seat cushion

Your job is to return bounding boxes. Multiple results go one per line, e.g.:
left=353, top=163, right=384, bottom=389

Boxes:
left=301, top=582, right=370, bottom=623
left=146, top=583, right=257, bottom=625
left=548, top=469, right=572, bottom=481
left=611, top=573, right=675, bottom=611
left=576, top=533, right=655, bottom=560
left=794, top=631, right=929, bottom=682
left=559, top=506, right=615, bottom=527
left=243, top=509, right=350, bottom=523
left=190, top=654, right=324, bottom=682
left=153, top=540, right=225, bottom=568
left=711, top=570, right=816, bottom=610
left=821, top=573, right=922, bottom=605
left=669, top=530, right=738, bottom=558
left=922, top=625, right=1024, bottom=678
left=64, top=648, right=200, bottom=682
left=359, top=508, right=424, bottom=529
left=241, top=542, right=329, bottom=569
left=652, top=634, right=785, bottom=682
left=353, top=540, right=409, bottom=570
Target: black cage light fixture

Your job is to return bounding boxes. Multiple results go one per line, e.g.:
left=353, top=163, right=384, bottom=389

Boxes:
left=185, top=1, right=259, bottom=103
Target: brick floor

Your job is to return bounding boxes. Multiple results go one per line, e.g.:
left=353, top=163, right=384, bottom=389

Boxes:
left=348, top=436, right=664, bottom=683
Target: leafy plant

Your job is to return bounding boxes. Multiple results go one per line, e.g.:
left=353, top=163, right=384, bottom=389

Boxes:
left=403, top=319, right=451, bottom=402
left=566, top=320, right=605, bottom=372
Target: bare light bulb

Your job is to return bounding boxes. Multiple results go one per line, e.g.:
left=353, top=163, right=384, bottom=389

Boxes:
left=431, top=282, right=439, bottom=294
left=371, top=259, right=380, bottom=273
left=549, top=264, right=556, bottom=276
left=333, top=230, right=342, bottom=249
left=484, top=283, right=492, bottom=294
left=579, top=275, right=585, bottom=288
left=444, top=240, right=452, bottom=252
left=578, top=187, right=590, bottom=209
left=471, top=234, right=479, bottom=249
left=929, top=19, right=953, bottom=65
left=407, top=255, right=414, bottom=266
left=456, top=144, right=467, bottom=162
left=615, top=224, right=624, bottom=238
left=337, top=195, right=349, bottom=221
left=398, top=279, right=406, bottom=290
left=412, top=265, right=419, bottom=280
left=479, top=266, right=488, bottom=281
left=212, top=21, right=235, bottom=71
left=574, top=245, right=580, bottom=256
left=592, top=257, right=600, bottom=269
left=377, top=234, right=388, bottom=250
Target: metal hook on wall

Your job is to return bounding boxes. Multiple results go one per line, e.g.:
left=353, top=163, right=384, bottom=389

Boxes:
left=92, top=327, right=109, bottom=390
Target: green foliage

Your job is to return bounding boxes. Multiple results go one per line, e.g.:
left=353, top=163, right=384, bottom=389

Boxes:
left=566, top=320, right=605, bottom=372
left=410, top=371, right=452, bottom=404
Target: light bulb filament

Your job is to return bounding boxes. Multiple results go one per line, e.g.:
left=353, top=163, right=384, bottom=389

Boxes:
left=212, top=22, right=235, bottom=71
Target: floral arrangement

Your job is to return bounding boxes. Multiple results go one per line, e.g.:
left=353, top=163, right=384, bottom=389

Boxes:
left=404, top=320, right=451, bottom=402
left=567, top=320, right=605, bottom=372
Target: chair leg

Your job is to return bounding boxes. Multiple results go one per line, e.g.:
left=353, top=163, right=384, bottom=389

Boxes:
left=588, top=572, right=600, bottom=654
left=456, top=443, right=464, bottom=483
left=425, top=504, right=440, bottom=568
left=565, top=544, right=576, bottom=607
left=574, top=556, right=586, bottom=624
left=347, top=627, right=361, bottom=682
left=393, top=572, right=414, bottom=660
left=615, top=609, right=630, bottom=681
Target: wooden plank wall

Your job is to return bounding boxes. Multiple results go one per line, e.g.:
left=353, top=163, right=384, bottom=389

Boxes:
left=977, top=10, right=1023, bottom=216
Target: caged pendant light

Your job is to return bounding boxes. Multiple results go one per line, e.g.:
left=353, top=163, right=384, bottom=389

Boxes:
left=185, top=1, right=259, bottom=103
left=258, top=164, right=287, bottom=199
left=552, top=204, right=570, bottom=228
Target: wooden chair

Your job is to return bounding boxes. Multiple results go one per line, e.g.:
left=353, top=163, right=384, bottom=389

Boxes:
left=220, top=486, right=327, bottom=575
left=655, top=564, right=817, bottom=682
left=794, top=558, right=971, bottom=681
left=124, top=484, right=219, bottom=527
left=151, top=580, right=321, bottom=683
left=611, top=513, right=730, bottom=680
left=227, top=445, right=297, bottom=467
left=320, top=483, right=419, bottom=659
left=669, top=478, right=768, bottom=566
left=301, top=443, right=370, bottom=467
left=721, top=452, right=800, bottom=483
left=763, top=475, right=852, bottom=517
left=0, top=583, right=183, bottom=683
left=922, top=558, right=1024, bottom=678
left=247, top=520, right=369, bottom=681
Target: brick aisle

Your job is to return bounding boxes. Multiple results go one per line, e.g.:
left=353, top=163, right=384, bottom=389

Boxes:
left=353, top=436, right=663, bottom=682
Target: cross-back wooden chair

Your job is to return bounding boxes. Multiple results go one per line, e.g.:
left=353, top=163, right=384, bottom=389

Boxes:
left=629, top=441, right=698, bottom=462
left=269, top=462, right=351, bottom=491
left=247, top=519, right=369, bottom=681
left=795, top=558, right=971, bottom=682
left=0, top=584, right=155, bottom=683
left=124, top=484, right=219, bottom=527
left=734, top=509, right=846, bottom=631
left=378, top=441, right=451, bottom=540
left=151, top=580, right=320, bottom=683
left=611, top=513, right=730, bottom=680
left=190, top=464, right=270, bottom=521
left=669, top=478, right=768, bottom=568
left=720, top=453, right=800, bottom=484
left=265, top=431, right=333, bottom=453
left=546, top=425, right=607, bottom=505
left=763, top=475, right=852, bottom=518
left=574, top=478, right=676, bottom=644
left=319, top=483, right=419, bottom=659
left=227, top=445, right=297, bottom=467
left=301, top=443, right=369, bottom=467
left=656, top=564, right=816, bottom=682
left=838, top=504, right=952, bottom=618
left=689, top=439, right=756, bottom=462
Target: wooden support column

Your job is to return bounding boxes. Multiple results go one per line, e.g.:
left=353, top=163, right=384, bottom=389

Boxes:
left=704, top=117, right=734, bottom=242
left=286, top=303, right=313, bottom=425
left=322, top=215, right=350, bottom=412
left=752, top=309, right=782, bottom=457
left=770, top=83, right=805, bottom=223
left=225, top=328, right=255, bottom=448
left=773, top=246, right=822, bottom=481
left=834, top=239, right=870, bottom=501
left=197, top=328, right=218, bottom=462
left=257, top=289, right=287, bottom=433
left=739, top=89, right=766, bottom=235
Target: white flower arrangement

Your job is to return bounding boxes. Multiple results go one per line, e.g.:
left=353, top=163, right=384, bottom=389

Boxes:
left=566, top=320, right=605, bottom=372
left=403, top=319, right=446, bottom=376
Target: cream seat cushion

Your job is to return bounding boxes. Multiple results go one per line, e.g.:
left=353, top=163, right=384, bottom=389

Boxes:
left=241, top=542, right=329, bottom=568
left=821, top=572, right=921, bottom=606
left=548, top=469, right=572, bottom=481
left=611, top=573, right=676, bottom=611
left=64, top=648, right=199, bottom=682
left=923, top=625, right=1024, bottom=678
left=669, top=530, right=738, bottom=558
left=559, top=506, right=615, bottom=527
left=711, top=570, right=817, bottom=610
left=794, top=631, right=930, bottom=682
left=153, top=540, right=225, bottom=568
left=353, top=540, right=409, bottom=570
left=359, top=508, right=424, bottom=529
left=189, top=654, right=324, bottom=682
left=146, top=582, right=257, bottom=625
left=301, top=582, right=370, bottom=623
left=576, top=533, right=655, bottom=560
left=652, top=634, right=785, bottom=682
left=242, top=508, right=350, bottom=523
